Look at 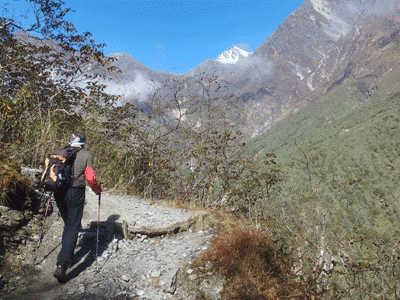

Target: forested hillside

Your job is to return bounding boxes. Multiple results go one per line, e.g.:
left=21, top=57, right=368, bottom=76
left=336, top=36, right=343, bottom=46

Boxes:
left=248, top=65, right=400, bottom=298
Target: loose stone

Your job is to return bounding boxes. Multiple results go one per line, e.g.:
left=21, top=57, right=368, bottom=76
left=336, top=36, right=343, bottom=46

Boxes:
left=189, top=274, right=197, bottom=281
left=133, top=289, right=145, bottom=296
left=150, top=270, right=161, bottom=278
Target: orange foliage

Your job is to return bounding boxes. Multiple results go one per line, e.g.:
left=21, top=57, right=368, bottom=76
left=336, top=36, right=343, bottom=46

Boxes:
left=201, top=222, right=316, bottom=299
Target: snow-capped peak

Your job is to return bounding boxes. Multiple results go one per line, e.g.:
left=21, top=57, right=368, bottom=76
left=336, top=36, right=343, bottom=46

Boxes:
left=216, top=46, right=253, bottom=64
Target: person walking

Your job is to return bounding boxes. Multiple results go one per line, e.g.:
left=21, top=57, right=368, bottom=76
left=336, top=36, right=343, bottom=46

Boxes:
left=53, top=133, right=103, bottom=283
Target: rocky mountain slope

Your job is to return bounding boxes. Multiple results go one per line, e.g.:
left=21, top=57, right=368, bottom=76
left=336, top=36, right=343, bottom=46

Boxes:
left=216, top=0, right=400, bottom=136
left=99, top=53, right=175, bottom=106
left=98, top=0, right=400, bottom=136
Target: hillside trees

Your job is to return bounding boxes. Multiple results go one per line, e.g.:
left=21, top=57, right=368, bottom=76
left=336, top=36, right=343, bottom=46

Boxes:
left=102, top=72, right=259, bottom=204
left=264, top=133, right=400, bottom=297
left=0, top=0, right=115, bottom=164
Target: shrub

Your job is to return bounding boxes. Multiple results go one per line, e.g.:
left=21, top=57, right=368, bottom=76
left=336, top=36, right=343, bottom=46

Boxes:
left=0, top=149, right=31, bottom=210
left=200, top=221, right=316, bottom=299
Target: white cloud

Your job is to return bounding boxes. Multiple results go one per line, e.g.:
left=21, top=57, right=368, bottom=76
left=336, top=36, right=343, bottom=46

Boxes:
left=104, top=71, right=161, bottom=105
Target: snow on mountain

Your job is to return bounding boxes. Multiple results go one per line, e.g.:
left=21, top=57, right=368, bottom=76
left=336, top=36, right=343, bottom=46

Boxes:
left=216, top=46, right=253, bottom=64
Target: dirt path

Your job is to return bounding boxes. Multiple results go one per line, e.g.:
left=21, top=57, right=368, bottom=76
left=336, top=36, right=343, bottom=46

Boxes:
left=0, top=189, right=222, bottom=300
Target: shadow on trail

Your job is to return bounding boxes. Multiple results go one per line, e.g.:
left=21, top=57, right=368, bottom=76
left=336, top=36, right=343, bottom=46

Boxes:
left=0, top=215, right=122, bottom=299
left=34, top=241, right=62, bottom=266
left=67, top=214, right=121, bottom=281
left=0, top=264, right=59, bottom=300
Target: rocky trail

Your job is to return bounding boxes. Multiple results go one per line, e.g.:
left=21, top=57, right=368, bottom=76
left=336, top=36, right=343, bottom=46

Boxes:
left=0, top=187, right=224, bottom=300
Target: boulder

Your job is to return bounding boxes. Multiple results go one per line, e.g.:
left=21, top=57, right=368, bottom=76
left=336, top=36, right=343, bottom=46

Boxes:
left=21, top=167, right=42, bottom=188
left=0, top=208, right=25, bottom=229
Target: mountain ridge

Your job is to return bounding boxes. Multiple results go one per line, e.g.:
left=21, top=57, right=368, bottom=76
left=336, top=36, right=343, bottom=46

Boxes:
left=14, top=0, right=400, bottom=136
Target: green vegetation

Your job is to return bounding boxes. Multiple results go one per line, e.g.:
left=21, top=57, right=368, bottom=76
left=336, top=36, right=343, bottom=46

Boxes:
left=245, top=71, right=400, bottom=298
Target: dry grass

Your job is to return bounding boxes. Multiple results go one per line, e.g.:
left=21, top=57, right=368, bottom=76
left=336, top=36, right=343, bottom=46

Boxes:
left=199, top=220, right=316, bottom=300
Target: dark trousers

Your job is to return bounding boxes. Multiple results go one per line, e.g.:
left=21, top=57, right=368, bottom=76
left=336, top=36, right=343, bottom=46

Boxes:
left=54, top=187, right=85, bottom=269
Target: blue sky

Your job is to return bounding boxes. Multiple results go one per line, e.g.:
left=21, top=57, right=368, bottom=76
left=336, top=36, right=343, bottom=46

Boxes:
left=6, top=0, right=306, bottom=74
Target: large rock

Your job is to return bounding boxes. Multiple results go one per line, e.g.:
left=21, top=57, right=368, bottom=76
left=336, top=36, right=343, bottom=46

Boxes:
left=0, top=207, right=25, bottom=229
left=21, top=167, right=42, bottom=188
left=160, top=267, right=179, bottom=294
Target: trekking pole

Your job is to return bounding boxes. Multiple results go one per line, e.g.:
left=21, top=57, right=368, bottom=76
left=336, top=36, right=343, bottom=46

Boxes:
left=95, top=185, right=102, bottom=269
left=33, top=191, right=53, bottom=264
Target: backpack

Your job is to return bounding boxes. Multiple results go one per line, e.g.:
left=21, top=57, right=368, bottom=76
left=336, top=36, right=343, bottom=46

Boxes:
left=40, top=146, right=81, bottom=192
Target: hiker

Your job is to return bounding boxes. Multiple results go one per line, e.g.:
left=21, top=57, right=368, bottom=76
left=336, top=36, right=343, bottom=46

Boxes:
left=53, top=133, right=103, bottom=283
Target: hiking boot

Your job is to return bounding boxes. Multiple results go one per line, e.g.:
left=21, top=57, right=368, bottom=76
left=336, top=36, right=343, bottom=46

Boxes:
left=53, top=265, right=67, bottom=283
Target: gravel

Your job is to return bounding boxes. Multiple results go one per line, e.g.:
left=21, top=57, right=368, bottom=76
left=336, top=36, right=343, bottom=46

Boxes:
left=0, top=189, right=221, bottom=300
